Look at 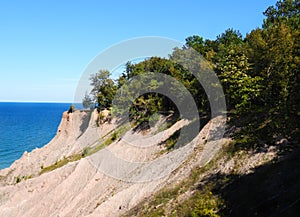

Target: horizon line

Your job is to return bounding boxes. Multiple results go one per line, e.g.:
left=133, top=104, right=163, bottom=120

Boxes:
left=0, top=100, right=81, bottom=104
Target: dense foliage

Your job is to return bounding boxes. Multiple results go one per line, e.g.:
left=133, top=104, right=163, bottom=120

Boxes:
left=83, top=1, right=299, bottom=216
left=85, top=0, right=299, bottom=149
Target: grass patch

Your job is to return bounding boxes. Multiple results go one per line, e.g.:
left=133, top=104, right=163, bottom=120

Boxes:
left=173, top=187, right=224, bottom=217
left=125, top=167, right=225, bottom=217
left=39, top=124, right=130, bottom=175
left=165, top=130, right=180, bottom=150
left=39, top=154, right=82, bottom=175
left=15, top=174, right=33, bottom=184
left=124, top=144, right=232, bottom=217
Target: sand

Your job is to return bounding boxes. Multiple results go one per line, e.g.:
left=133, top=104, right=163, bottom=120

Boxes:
left=0, top=109, right=228, bottom=216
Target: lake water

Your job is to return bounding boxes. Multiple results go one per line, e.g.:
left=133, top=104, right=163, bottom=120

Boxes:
left=0, top=102, right=72, bottom=169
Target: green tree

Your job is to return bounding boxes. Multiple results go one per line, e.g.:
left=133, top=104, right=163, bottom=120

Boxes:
left=82, top=91, right=94, bottom=109
left=90, top=70, right=117, bottom=109
left=262, top=0, right=300, bottom=115
left=216, top=28, right=243, bottom=47
left=246, top=24, right=296, bottom=109
left=217, top=49, right=262, bottom=111
left=185, top=35, right=207, bottom=56
left=263, top=0, right=300, bottom=30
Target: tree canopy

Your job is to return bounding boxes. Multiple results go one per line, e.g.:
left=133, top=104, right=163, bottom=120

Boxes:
left=84, top=0, right=299, bottom=149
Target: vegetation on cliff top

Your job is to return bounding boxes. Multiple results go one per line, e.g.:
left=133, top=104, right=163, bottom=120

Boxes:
left=83, top=0, right=299, bottom=216
left=85, top=0, right=299, bottom=153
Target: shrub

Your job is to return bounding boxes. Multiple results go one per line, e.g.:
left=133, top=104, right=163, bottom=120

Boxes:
left=68, top=105, right=75, bottom=113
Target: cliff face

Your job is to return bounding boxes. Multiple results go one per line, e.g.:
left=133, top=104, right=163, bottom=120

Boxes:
left=0, top=110, right=277, bottom=217
left=0, top=109, right=118, bottom=185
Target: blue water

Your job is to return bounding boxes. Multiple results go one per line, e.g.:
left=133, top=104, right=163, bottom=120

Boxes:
left=0, top=102, right=72, bottom=169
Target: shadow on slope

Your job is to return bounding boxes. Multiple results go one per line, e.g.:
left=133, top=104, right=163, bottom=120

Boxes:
left=210, top=146, right=300, bottom=217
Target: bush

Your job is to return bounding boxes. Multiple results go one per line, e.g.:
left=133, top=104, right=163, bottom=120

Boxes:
left=68, top=105, right=75, bottom=113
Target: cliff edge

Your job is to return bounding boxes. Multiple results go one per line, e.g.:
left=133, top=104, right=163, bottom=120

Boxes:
left=0, top=110, right=278, bottom=217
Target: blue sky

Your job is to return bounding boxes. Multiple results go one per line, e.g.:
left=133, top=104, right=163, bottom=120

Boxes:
left=0, top=0, right=277, bottom=102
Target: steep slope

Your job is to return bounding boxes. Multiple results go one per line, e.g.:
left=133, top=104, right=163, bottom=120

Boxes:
left=0, top=109, right=116, bottom=185
left=0, top=110, right=231, bottom=216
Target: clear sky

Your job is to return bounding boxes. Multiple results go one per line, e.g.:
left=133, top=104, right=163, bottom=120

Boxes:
left=0, top=0, right=277, bottom=102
